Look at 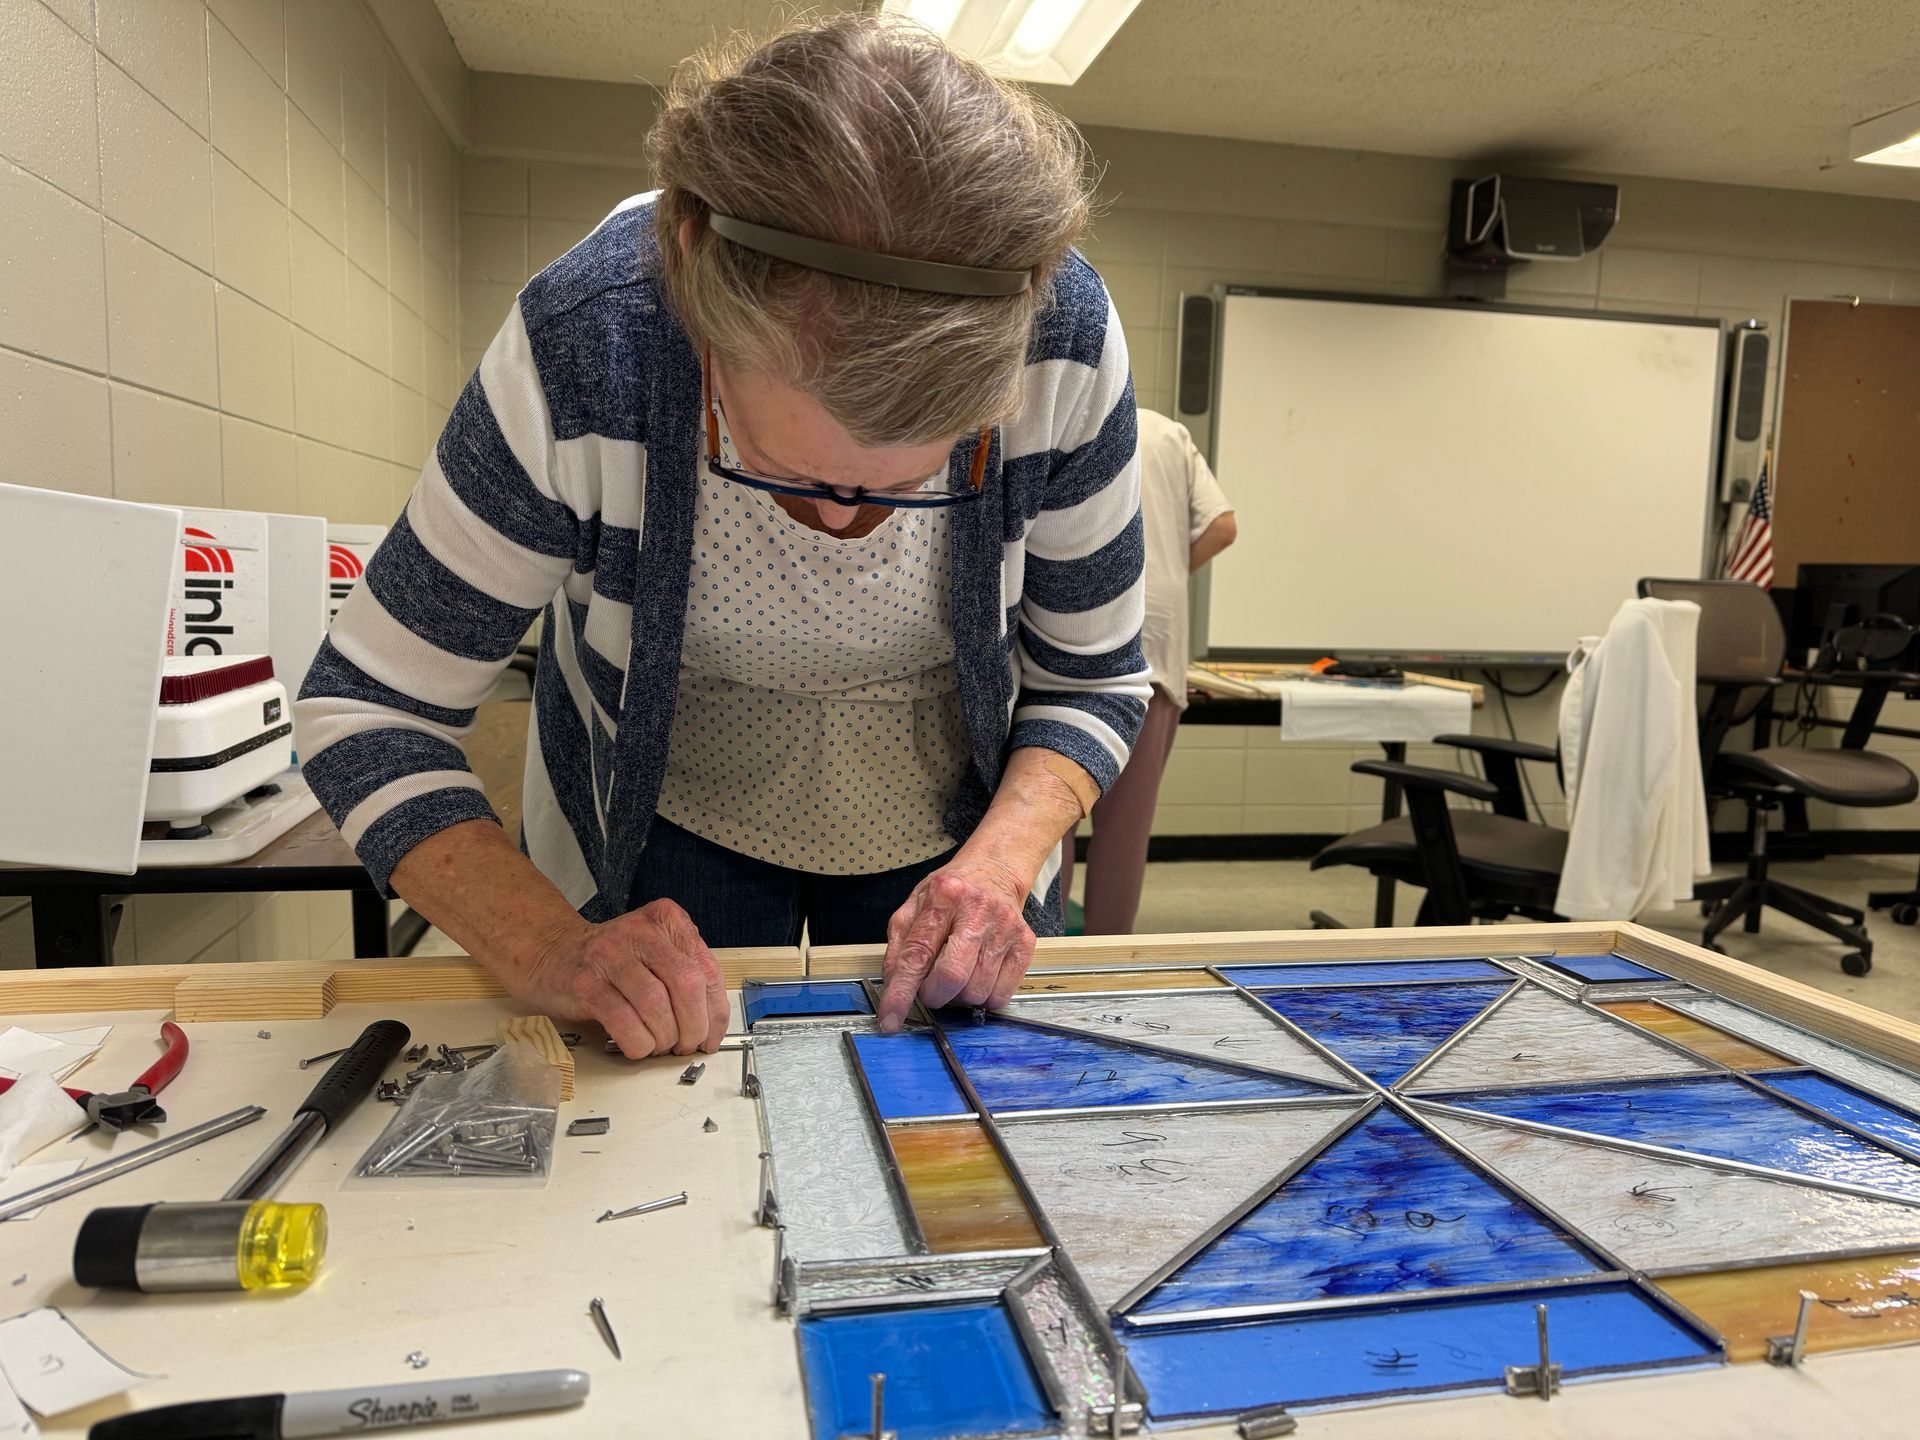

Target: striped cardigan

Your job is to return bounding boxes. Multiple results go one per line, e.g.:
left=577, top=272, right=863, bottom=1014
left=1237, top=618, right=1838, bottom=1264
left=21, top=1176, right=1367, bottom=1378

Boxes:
left=296, top=197, right=1149, bottom=931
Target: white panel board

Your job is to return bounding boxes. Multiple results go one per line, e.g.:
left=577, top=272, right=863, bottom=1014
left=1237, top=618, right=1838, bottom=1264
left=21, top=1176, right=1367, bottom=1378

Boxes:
left=0, top=484, right=181, bottom=872
left=1205, top=292, right=1722, bottom=658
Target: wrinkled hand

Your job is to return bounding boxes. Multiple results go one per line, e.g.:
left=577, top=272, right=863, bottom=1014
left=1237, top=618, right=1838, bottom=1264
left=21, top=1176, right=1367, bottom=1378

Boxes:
left=879, top=855, right=1036, bottom=1031
left=519, top=899, right=729, bottom=1058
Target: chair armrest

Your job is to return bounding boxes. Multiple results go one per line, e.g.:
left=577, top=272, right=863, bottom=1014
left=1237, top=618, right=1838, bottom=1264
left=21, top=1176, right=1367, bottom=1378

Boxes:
left=1793, top=669, right=1920, bottom=689
left=1352, top=760, right=1500, bottom=806
left=1697, top=673, right=1781, bottom=687
left=1435, top=734, right=1557, bottom=765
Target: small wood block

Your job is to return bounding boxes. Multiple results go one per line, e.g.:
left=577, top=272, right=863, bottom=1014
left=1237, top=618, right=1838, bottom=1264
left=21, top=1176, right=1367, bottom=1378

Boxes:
left=173, top=968, right=337, bottom=1021
left=329, top=956, right=507, bottom=1005
left=498, top=1014, right=574, bottom=1100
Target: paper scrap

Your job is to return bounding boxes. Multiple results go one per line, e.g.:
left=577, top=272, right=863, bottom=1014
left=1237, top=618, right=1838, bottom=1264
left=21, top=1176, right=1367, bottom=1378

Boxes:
left=0, top=1376, right=39, bottom=1438
left=0, top=1074, right=84, bottom=1181
left=0, top=1028, right=111, bottom=1085
left=0, top=1162, right=84, bottom=1223
left=0, top=1309, right=147, bottom=1418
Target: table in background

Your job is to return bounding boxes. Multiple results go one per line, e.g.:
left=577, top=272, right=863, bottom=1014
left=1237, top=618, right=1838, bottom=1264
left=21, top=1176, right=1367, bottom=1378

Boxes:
left=1181, top=663, right=1486, bottom=926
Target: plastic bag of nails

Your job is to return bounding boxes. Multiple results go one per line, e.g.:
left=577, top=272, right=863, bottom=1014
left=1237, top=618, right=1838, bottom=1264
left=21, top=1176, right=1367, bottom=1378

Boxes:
left=352, top=1041, right=560, bottom=1186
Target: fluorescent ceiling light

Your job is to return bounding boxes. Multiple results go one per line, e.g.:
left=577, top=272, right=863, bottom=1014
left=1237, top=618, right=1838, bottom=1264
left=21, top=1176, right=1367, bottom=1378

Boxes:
left=884, top=0, right=1143, bottom=86
left=1851, top=100, right=1920, bottom=167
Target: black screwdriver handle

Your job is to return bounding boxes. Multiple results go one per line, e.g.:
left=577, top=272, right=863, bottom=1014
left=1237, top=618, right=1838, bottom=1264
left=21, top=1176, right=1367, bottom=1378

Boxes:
left=296, top=1020, right=410, bottom=1131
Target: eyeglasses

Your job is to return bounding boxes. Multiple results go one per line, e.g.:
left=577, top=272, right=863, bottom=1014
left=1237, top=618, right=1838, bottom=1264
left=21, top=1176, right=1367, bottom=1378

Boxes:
left=704, top=353, right=987, bottom=510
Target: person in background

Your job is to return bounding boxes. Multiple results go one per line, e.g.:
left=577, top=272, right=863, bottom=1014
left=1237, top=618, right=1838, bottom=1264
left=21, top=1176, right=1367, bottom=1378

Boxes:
left=1060, top=408, right=1235, bottom=934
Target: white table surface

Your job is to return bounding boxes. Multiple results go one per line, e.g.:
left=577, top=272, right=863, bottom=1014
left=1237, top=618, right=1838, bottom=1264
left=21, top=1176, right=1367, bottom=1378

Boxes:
left=4, top=997, right=1917, bottom=1440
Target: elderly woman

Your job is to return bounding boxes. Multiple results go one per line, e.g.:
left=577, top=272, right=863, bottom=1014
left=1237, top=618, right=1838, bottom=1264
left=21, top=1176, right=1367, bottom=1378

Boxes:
left=296, top=15, right=1146, bottom=1058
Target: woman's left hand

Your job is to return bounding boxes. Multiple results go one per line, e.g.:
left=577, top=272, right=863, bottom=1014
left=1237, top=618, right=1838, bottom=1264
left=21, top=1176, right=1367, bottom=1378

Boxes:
left=878, top=852, right=1035, bottom=1031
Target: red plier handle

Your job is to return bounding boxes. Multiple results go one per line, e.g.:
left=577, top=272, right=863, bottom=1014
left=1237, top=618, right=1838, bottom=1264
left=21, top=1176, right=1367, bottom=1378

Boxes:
left=0, top=1021, right=189, bottom=1107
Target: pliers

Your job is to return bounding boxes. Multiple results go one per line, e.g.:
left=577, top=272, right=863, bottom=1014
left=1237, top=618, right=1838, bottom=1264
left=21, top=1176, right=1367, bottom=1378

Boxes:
left=0, top=1021, right=190, bottom=1138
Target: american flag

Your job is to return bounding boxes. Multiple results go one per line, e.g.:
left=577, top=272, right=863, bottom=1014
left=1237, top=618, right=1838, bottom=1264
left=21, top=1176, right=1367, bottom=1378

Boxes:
left=1726, top=463, right=1774, bottom=589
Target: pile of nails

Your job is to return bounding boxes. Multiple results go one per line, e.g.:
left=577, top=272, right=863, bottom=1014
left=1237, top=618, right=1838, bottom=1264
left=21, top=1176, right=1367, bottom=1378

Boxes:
left=359, top=1102, right=554, bottom=1178
left=376, top=1043, right=500, bottom=1105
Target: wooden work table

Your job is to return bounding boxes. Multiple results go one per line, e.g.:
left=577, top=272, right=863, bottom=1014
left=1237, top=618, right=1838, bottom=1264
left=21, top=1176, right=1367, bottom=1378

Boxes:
left=3, top=924, right=1919, bottom=1438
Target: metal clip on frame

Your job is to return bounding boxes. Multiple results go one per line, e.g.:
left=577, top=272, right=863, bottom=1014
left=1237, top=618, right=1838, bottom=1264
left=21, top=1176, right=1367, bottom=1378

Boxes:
left=1503, top=1302, right=1560, bottom=1399
left=1767, top=1290, right=1819, bottom=1367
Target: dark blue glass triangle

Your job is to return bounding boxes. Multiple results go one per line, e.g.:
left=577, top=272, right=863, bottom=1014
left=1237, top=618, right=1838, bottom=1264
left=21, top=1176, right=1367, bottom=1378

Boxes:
left=1130, top=1109, right=1600, bottom=1317
left=941, top=1015, right=1346, bottom=1111
left=1254, top=982, right=1509, bottom=1083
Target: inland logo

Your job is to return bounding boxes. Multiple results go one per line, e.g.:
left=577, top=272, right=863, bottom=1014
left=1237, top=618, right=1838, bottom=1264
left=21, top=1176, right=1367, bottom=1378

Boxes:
left=328, top=542, right=366, bottom=614
left=179, top=526, right=238, bottom=654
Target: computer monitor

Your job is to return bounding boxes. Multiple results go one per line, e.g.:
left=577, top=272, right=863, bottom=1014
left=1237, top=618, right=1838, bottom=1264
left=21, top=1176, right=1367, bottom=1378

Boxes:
left=1776, top=564, right=1920, bottom=661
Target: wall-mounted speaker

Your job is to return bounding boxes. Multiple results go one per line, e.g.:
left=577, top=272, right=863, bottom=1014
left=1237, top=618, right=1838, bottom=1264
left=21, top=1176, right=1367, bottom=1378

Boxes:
left=1720, top=320, right=1770, bottom=502
left=1175, top=292, right=1216, bottom=455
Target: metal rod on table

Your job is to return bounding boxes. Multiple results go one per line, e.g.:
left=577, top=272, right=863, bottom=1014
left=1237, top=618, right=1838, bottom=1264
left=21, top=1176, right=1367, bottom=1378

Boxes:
left=0, top=1107, right=266, bottom=1222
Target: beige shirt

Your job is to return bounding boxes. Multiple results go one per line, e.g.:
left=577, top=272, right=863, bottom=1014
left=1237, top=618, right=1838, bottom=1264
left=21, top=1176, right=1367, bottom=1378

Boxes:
left=1137, top=408, right=1233, bottom=707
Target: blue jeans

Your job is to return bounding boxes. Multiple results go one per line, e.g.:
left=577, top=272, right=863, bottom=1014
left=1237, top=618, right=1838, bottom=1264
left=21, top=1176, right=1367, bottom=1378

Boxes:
left=625, top=818, right=957, bottom=948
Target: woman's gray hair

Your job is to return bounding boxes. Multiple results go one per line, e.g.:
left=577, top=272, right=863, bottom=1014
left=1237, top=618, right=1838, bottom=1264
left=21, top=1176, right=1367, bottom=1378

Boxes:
left=647, top=13, right=1096, bottom=447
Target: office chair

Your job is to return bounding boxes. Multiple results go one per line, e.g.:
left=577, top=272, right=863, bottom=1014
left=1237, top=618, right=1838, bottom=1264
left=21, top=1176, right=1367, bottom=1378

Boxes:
left=1309, top=736, right=1567, bottom=924
left=1639, top=578, right=1918, bottom=975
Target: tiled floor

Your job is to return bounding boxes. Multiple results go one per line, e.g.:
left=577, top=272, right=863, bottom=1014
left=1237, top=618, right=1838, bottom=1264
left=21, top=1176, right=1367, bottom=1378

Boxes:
left=416, top=854, right=1920, bottom=1025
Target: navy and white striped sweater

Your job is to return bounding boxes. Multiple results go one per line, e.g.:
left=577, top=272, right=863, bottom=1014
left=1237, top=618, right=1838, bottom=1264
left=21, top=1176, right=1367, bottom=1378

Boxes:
left=296, top=197, right=1149, bottom=930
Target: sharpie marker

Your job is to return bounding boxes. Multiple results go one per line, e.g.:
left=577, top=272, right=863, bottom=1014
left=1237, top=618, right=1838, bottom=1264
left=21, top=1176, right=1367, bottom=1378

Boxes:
left=88, top=1369, right=590, bottom=1439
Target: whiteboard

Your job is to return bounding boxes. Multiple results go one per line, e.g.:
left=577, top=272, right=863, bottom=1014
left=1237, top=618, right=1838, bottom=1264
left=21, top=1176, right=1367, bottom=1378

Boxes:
left=1204, top=290, right=1724, bottom=660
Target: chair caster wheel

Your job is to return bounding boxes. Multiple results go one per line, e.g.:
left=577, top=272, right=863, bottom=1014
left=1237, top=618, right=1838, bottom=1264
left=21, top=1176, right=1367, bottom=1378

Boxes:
left=1893, top=903, right=1920, bottom=927
left=1699, top=901, right=1713, bottom=917
left=1842, top=951, right=1872, bottom=977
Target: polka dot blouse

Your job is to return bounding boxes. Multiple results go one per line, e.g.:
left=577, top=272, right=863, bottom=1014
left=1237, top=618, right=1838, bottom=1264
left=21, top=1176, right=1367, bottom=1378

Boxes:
left=655, top=453, right=970, bottom=875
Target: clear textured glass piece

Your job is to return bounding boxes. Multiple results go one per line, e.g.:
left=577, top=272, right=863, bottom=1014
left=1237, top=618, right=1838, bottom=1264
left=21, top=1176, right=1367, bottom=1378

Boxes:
left=887, top=1120, right=1046, bottom=1254
left=997, top=1104, right=1364, bottom=1308
left=754, top=1023, right=910, bottom=1262
left=1670, top=996, right=1920, bottom=1115
left=1449, top=1076, right=1920, bottom=1200
left=941, top=1015, right=1343, bottom=1112
left=1222, top=959, right=1510, bottom=987
left=1131, top=1109, right=1599, bottom=1318
left=1254, top=982, right=1510, bottom=1083
left=1657, top=1251, right=1920, bottom=1363
left=1123, top=1282, right=1715, bottom=1417
left=1007, top=1262, right=1122, bottom=1432
left=1595, top=999, right=1796, bottom=1071
left=799, top=1301, right=1054, bottom=1439
left=1423, top=1108, right=1920, bottom=1271
left=1404, top=986, right=1710, bottom=1093
left=1000, top=990, right=1356, bottom=1088
left=850, top=1030, right=972, bottom=1120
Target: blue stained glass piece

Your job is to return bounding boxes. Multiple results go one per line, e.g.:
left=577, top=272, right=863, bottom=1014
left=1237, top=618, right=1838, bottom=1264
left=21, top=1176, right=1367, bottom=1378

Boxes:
left=1133, top=1110, right=1599, bottom=1316
left=1449, top=1076, right=1920, bottom=1200
left=1542, top=954, right=1670, bottom=983
left=849, top=1031, right=972, bottom=1120
left=1254, top=983, right=1509, bottom=1083
left=799, top=1302, right=1054, bottom=1439
left=1124, top=1282, right=1714, bottom=1417
left=1765, top=1072, right=1920, bottom=1155
left=939, top=1016, right=1342, bottom=1112
left=743, top=980, right=873, bottom=1026
left=1224, top=960, right=1509, bottom=987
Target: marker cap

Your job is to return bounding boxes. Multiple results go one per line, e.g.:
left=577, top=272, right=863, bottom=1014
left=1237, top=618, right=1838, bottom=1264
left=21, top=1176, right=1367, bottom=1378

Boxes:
left=87, top=1393, right=283, bottom=1440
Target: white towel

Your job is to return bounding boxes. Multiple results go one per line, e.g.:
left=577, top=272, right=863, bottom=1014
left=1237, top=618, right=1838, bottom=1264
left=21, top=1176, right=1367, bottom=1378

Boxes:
left=1274, top=680, right=1472, bottom=743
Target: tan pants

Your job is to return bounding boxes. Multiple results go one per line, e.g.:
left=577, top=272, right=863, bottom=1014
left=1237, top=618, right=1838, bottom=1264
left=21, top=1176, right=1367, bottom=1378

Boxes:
left=1059, top=685, right=1183, bottom=935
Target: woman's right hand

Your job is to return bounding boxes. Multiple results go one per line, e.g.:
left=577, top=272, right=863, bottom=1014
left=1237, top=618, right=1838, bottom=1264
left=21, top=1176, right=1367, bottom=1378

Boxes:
left=517, top=899, right=730, bottom=1058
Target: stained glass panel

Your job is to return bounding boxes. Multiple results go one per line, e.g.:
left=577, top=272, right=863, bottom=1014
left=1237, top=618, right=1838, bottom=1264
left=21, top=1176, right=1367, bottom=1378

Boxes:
left=1123, top=1282, right=1715, bottom=1417
left=941, top=1016, right=1341, bottom=1112
left=1255, top=981, right=1510, bottom=1083
left=1595, top=999, right=1796, bottom=1071
left=1130, top=1109, right=1599, bottom=1318
left=1445, top=1076, right=1920, bottom=1200
left=887, top=1120, right=1046, bottom=1253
